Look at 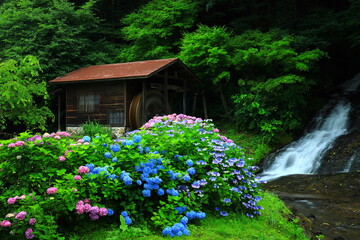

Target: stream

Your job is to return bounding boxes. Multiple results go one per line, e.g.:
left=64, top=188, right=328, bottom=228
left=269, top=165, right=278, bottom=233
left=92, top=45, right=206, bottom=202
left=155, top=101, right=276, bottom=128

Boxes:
left=259, top=73, right=360, bottom=239
left=263, top=173, right=360, bottom=240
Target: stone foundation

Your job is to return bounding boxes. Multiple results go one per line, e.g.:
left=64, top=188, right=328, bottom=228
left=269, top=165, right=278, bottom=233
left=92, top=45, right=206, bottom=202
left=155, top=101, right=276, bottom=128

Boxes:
left=66, top=127, right=126, bottom=138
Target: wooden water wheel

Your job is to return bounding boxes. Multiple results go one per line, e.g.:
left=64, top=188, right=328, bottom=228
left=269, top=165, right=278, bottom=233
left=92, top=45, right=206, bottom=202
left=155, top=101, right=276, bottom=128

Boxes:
left=129, top=90, right=165, bottom=129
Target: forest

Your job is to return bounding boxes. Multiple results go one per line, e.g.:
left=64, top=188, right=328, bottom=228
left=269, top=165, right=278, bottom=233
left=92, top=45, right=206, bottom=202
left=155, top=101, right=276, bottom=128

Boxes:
left=0, top=0, right=359, bottom=142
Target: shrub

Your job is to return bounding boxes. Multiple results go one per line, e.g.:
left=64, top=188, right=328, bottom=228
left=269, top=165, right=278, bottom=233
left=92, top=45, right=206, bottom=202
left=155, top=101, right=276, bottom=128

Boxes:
left=81, top=120, right=113, bottom=138
left=0, top=114, right=264, bottom=239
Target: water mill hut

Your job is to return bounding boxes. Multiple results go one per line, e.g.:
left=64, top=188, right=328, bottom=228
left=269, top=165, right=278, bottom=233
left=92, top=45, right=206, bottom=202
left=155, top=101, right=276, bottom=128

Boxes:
left=50, top=58, right=206, bottom=136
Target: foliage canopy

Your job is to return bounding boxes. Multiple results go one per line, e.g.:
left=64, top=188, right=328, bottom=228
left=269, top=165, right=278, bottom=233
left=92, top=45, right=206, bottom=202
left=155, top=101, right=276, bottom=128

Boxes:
left=117, top=0, right=199, bottom=62
left=0, top=0, right=115, bottom=80
left=0, top=56, right=53, bottom=130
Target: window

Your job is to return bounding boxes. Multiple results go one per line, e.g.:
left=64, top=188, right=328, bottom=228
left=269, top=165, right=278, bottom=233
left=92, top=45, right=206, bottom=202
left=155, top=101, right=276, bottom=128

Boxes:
left=108, top=111, right=124, bottom=126
left=78, top=92, right=99, bottom=112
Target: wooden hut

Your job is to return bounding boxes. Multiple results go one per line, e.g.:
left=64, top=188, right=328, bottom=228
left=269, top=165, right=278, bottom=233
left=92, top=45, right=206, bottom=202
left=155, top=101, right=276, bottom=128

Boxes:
left=50, top=58, right=205, bottom=136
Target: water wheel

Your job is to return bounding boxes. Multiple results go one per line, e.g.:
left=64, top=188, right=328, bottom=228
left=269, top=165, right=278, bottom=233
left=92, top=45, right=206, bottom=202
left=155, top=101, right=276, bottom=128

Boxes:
left=129, top=90, right=165, bottom=129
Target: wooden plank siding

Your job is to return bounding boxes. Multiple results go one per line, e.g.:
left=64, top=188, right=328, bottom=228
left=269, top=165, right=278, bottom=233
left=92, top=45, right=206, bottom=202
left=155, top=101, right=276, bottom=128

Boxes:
left=66, top=81, right=125, bottom=127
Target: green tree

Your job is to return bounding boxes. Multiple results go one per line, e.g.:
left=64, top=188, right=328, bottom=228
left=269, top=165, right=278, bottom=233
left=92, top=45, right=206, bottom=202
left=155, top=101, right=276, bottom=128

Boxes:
left=0, top=56, right=53, bottom=130
left=117, top=0, right=199, bottom=62
left=342, top=0, right=360, bottom=47
left=178, top=25, right=233, bottom=115
left=0, top=0, right=115, bottom=80
left=230, top=29, right=326, bottom=140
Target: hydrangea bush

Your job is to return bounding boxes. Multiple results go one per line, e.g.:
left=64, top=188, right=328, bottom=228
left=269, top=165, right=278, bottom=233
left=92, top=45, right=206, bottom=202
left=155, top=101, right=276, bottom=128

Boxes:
left=0, top=114, right=263, bottom=239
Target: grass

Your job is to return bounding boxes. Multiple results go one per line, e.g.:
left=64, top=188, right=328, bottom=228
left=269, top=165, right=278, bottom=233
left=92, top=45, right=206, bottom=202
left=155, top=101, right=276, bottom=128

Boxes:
left=69, top=192, right=308, bottom=240
left=81, top=120, right=113, bottom=138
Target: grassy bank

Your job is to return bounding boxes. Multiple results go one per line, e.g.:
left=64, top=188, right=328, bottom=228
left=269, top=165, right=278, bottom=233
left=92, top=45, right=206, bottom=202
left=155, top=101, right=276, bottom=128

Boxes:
left=69, top=192, right=308, bottom=240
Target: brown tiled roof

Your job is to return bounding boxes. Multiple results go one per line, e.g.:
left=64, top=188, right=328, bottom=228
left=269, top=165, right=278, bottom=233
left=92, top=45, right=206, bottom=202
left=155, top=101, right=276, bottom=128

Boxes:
left=50, top=58, right=179, bottom=83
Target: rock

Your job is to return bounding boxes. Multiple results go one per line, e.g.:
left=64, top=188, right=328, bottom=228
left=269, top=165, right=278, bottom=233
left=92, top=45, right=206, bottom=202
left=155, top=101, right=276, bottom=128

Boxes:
left=332, top=237, right=346, bottom=240
left=307, top=214, right=316, bottom=221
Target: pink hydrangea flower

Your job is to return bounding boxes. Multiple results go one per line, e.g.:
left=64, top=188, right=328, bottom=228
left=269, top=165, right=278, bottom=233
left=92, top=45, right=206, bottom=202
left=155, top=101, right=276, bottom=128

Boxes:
left=0, top=220, right=11, bottom=227
left=74, top=175, right=82, bottom=180
left=15, top=211, right=27, bottom=220
left=54, top=136, right=61, bottom=140
left=46, top=187, right=58, bottom=194
left=99, top=207, right=108, bottom=216
left=213, top=128, right=220, bottom=133
left=84, top=198, right=91, bottom=203
left=8, top=143, right=16, bottom=147
left=90, top=206, right=99, bottom=214
left=29, top=218, right=36, bottom=225
left=64, top=150, right=73, bottom=156
left=77, top=139, right=85, bottom=144
left=15, top=141, right=25, bottom=146
left=7, top=197, right=16, bottom=204
left=25, top=228, right=34, bottom=239
left=83, top=142, right=89, bottom=145
left=76, top=205, right=85, bottom=214
left=78, top=166, right=90, bottom=174
left=89, top=213, right=99, bottom=220
left=19, top=195, right=26, bottom=199
left=84, top=204, right=91, bottom=212
left=58, top=156, right=66, bottom=161
left=56, top=131, right=70, bottom=137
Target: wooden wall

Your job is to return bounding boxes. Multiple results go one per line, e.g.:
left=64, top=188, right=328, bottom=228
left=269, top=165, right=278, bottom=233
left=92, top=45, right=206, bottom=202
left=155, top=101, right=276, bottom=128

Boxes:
left=66, top=81, right=125, bottom=127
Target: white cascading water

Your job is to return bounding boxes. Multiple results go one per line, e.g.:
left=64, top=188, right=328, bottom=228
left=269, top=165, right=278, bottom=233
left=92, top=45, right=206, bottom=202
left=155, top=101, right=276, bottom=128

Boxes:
left=260, top=74, right=360, bottom=181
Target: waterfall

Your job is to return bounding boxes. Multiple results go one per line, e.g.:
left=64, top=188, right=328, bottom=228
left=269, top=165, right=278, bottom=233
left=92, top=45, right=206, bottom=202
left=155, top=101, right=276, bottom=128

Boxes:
left=261, top=74, right=360, bottom=181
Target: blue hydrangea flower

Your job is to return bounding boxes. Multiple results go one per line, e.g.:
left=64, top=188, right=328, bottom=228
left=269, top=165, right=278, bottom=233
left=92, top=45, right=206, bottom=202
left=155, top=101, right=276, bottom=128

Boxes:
left=197, top=212, right=206, bottom=219
left=104, top=152, right=112, bottom=158
left=133, top=135, right=142, bottom=143
left=112, top=157, right=118, bottom=162
left=220, top=211, right=228, bottom=217
left=162, top=227, right=172, bottom=236
left=124, top=216, right=132, bottom=225
left=123, top=140, right=134, bottom=146
left=85, top=163, right=94, bottom=171
left=107, top=209, right=114, bottom=216
left=110, top=144, right=121, bottom=152
left=137, top=146, right=144, bottom=153
left=223, top=198, right=231, bottom=203
left=185, top=159, right=193, bottom=166
left=180, top=216, right=188, bottom=225
left=121, top=211, right=128, bottom=217
left=136, top=180, right=142, bottom=185
left=166, top=188, right=179, bottom=196
left=185, top=211, right=197, bottom=220
left=144, top=146, right=150, bottom=153
left=157, top=188, right=165, bottom=196
left=187, top=167, right=196, bottom=175
left=183, top=174, right=191, bottom=182
left=142, top=189, right=151, bottom=197
left=183, top=228, right=190, bottom=236
left=82, top=136, right=91, bottom=142
left=108, top=174, right=117, bottom=180
left=123, top=176, right=132, bottom=185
